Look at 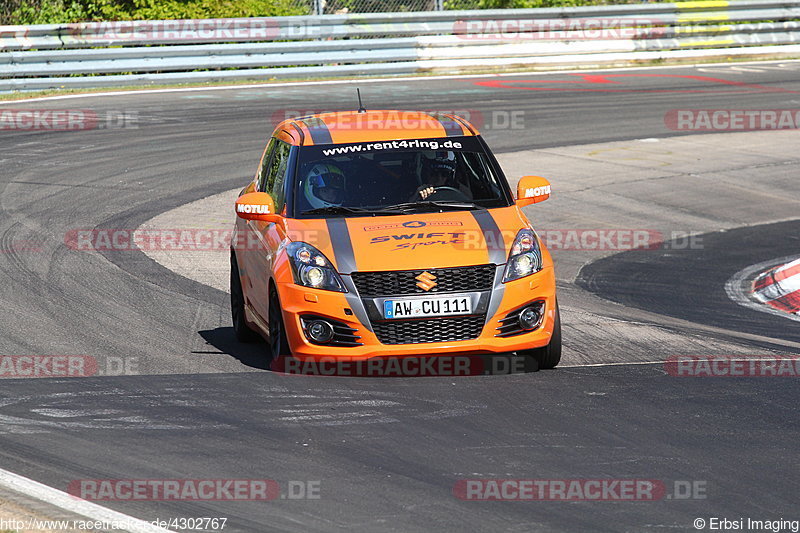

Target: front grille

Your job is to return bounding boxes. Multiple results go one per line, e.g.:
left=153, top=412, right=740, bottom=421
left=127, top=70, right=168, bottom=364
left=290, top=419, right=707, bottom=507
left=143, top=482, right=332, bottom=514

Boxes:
left=351, top=265, right=496, bottom=297
left=372, top=315, right=485, bottom=344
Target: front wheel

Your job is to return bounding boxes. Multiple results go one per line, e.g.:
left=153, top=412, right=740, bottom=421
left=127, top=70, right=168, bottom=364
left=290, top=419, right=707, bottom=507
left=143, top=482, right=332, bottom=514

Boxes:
left=230, top=251, right=259, bottom=343
left=519, top=302, right=562, bottom=369
left=267, top=287, right=290, bottom=361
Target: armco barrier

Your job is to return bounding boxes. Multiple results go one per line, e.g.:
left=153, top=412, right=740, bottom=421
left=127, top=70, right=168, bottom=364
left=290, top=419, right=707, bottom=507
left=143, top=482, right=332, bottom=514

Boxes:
left=1, top=0, right=800, bottom=91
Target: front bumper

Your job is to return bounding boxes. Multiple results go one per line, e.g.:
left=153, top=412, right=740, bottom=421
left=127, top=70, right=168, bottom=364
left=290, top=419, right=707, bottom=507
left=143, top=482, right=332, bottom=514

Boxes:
left=277, top=265, right=557, bottom=361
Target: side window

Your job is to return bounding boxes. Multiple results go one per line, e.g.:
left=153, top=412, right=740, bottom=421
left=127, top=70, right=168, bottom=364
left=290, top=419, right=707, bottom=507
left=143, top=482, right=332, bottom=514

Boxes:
left=256, top=138, right=277, bottom=192
left=264, top=140, right=291, bottom=213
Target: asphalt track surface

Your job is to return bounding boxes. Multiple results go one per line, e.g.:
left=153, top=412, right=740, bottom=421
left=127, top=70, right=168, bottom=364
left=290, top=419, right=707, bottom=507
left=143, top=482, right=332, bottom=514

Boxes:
left=578, top=219, right=800, bottom=344
left=1, top=63, right=799, bottom=532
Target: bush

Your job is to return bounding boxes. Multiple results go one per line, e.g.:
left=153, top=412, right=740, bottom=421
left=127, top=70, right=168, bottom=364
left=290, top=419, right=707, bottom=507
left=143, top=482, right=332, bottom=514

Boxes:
left=3, top=0, right=650, bottom=24
left=3, top=0, right=311, bottom=24
left=444, top=0, right=589, bottom=7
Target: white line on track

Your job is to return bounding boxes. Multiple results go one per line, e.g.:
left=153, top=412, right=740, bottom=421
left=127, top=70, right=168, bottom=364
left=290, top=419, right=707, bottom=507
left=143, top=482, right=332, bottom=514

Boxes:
left=729, top=66, right=773, bottom=73
left=561, top=361, right=666, bottom=368
left=0, top=468, right=174, bottom=533
left=561, top=356, right=800, bottom=369
left=1, top=59, right=799, bottom=104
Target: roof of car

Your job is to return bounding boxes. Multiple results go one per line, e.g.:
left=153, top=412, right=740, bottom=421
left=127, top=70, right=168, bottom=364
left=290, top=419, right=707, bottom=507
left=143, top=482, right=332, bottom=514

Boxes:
left=272, top=110, right=480, bottom=146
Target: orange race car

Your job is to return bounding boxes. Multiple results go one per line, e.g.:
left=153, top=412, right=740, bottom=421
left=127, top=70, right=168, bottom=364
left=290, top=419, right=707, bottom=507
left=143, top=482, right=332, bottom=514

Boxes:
left=230, top=109, right=560, bottom=369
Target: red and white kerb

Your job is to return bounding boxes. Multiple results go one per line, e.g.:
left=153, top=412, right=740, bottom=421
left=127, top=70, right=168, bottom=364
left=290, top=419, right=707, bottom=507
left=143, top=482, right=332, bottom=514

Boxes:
left=752, top=258, right=800, bottom=315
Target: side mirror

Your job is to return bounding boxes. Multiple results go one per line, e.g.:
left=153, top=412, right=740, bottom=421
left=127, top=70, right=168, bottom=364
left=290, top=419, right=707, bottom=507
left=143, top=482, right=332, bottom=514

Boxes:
left=235, top=192, right=281, bottom=223
left=516, top=176, right=551, bottom=207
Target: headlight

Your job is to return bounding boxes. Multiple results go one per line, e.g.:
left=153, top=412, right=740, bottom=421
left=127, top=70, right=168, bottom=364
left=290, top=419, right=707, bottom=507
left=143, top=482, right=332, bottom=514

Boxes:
left=502, top=228, right=542, bottom=283
left=287, top=242, right=347, bottom=292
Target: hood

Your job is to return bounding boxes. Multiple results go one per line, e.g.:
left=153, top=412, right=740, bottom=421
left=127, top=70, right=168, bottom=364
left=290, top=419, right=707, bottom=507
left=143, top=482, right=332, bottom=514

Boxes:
left=285, top=207, right=528, bottom=274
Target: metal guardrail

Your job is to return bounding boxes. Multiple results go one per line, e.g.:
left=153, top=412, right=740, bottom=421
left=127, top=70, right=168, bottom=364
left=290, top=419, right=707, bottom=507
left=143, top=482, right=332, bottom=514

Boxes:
left=2, top=0, right=800, bottom=92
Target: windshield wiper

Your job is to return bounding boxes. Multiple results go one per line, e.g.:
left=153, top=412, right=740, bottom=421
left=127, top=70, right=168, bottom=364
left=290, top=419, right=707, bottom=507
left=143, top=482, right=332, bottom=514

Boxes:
left=302, top=206, right=397, bottom=216
left=302, top=202, right=482, bottom=217
left=381, top=201, right=483, bottom=212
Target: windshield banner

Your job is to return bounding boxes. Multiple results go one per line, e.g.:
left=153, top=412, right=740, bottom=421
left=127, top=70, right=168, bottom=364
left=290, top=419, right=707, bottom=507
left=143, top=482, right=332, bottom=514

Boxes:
left=304, top=136, right=483, bottom=157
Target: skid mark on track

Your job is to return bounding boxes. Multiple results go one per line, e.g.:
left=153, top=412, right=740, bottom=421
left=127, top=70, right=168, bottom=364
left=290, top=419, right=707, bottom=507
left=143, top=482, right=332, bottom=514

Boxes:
left=0, top=387, right=486, bottom=433
left=254, top=391, right=486, bottom=427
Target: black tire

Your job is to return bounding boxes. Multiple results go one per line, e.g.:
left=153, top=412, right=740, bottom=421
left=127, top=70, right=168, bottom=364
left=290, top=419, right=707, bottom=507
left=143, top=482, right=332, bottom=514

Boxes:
left=267, top=286, right=290, bottom=360
left=230, top=251, right=259, bottom=343
left=520, top=302, right=562, bottom=369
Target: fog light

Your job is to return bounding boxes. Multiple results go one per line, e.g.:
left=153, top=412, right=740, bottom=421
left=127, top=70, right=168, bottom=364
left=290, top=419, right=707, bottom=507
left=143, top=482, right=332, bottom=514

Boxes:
left=307, top=320, right=334, bottom=343
left=519, top=306, right=542, bottom=330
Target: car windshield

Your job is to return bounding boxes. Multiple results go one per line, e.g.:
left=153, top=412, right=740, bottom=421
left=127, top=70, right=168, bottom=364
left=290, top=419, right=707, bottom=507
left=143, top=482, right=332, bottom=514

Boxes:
left=293, top=136, right=510, bottom=217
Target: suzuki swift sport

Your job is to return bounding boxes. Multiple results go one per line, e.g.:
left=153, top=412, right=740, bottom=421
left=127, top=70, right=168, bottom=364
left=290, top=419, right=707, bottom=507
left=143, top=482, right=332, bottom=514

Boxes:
left=230, top=110, right=560, bottom=369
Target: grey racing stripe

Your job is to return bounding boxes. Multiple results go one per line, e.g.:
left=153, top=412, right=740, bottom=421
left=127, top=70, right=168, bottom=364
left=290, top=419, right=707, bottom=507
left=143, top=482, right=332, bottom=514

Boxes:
left=299, top=117, right=333, bottom=145
left=470, top=210, right=506, bottom=265
left=325, top=218, right=357, bottom=274
left=340, top=276, right=373, bottom=333
left=470, top=210, right=507, bottom=327
left=484, top=266, right=506, bottom=328
left=324, top=218, right=372, bottom=332
left=430, top=114, right=465, bottom=137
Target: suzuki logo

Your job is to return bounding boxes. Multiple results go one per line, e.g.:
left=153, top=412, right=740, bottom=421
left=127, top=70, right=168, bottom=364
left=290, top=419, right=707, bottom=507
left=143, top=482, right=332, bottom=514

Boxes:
left=415, top=271, right=437, bottom=291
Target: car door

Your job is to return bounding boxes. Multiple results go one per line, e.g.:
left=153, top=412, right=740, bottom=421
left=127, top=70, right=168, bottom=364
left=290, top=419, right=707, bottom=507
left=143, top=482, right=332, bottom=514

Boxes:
left=248, top=138, right=291, bottom=322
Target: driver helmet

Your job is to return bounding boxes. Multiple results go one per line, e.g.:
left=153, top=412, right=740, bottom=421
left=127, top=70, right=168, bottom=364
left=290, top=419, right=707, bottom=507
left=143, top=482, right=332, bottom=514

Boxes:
left=424, top=151, right=457, bottom=185
left=304, top=163, right=345, bottom=209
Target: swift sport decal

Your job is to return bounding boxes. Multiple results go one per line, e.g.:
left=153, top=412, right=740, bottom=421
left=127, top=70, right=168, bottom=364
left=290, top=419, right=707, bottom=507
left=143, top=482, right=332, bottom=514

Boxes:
left=370, top=231, right=467, bottom=252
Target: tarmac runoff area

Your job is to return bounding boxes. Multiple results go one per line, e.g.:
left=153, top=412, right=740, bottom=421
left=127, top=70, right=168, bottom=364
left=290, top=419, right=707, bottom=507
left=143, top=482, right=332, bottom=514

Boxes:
left=136, top=129, right=800, bottom=365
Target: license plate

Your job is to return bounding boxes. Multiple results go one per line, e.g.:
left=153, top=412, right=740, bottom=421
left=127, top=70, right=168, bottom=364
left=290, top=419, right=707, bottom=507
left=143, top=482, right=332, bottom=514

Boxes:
left=383, top=296, right=472, bottom=319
